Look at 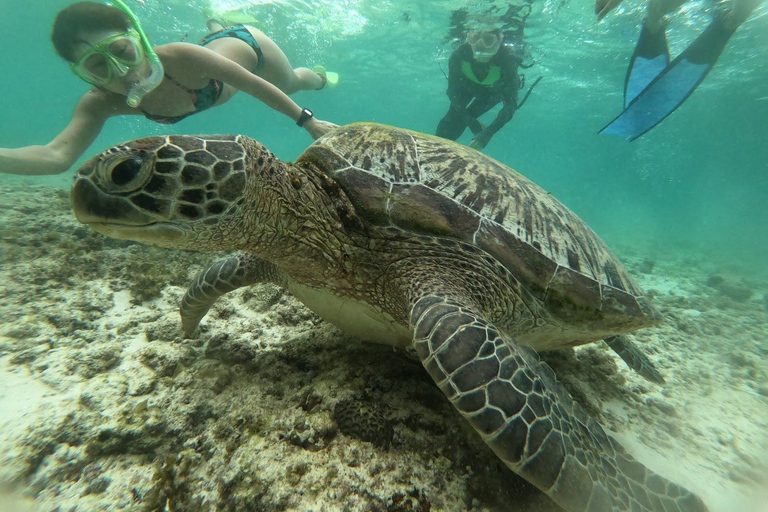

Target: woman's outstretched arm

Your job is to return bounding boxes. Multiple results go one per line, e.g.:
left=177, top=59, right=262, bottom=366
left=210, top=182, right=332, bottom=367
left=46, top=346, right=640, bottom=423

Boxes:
left=1, top=90, right=129, bottom=176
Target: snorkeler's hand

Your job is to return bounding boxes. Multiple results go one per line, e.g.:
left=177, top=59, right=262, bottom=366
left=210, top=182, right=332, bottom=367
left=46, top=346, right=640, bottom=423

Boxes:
left=304, top=118, right=339, bottom=139
left=595, top=0, right=625, bottom=20
left=469, top=130, right=493, bottom=150
left=468, top=118, right=486, bottom=136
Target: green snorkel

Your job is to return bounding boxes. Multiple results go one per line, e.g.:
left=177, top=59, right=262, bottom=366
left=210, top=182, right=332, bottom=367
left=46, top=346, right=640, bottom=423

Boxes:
left=109, top=0, right=163, bottom=107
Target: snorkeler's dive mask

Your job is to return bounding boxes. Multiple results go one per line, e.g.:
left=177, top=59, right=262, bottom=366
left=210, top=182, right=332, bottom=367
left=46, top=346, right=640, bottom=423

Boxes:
left=71, top=28, right=145, bottom=86
left=468, top=31, right=502, bottom=62
left=107, top=0, right=164, bottom=107
left=467, top=31, right=498, bottom=48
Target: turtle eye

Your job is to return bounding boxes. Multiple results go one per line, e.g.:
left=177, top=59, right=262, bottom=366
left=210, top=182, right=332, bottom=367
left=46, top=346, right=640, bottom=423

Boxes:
left=111, top=157, right=143, bottom=186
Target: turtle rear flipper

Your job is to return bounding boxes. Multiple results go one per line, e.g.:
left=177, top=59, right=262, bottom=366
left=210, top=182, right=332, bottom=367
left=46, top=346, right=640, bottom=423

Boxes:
left=409, top=294, right=709, bottom=512
left=605, top=335, right=665, bottom=384
left=181, top=254, right=283, bottom=337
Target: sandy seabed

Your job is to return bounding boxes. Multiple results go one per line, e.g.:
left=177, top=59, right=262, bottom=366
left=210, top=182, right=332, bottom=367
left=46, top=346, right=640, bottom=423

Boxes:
left=0, top=185, right=766, bottom=512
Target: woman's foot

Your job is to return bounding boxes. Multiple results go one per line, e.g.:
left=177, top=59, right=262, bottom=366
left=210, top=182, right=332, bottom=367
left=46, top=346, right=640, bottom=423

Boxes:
left=313, top=66, right=339, bottom=89
left=316, top=73, right=327, bottom=90
left=206, top=18, right=226, bottom=32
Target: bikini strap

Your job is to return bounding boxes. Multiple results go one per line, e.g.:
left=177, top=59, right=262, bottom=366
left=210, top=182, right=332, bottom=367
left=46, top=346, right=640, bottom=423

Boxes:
left=163, top=73, right=196, bottom=95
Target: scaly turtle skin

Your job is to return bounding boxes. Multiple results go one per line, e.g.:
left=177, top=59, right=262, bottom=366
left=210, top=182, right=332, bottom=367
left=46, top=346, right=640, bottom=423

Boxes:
left=71, top=123, right=707, bottom=512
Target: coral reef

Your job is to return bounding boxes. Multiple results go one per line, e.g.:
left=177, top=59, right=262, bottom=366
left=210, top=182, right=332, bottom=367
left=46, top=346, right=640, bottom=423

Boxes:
left=706, top=274, right=754, bottom=303
left=333, top=399, right=394, bottom=448
left=1, top=186, right=766, bottom=512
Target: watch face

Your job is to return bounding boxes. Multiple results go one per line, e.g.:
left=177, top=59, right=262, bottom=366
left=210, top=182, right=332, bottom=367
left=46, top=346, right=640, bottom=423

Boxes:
left=297, top=108, right=314, bottom=126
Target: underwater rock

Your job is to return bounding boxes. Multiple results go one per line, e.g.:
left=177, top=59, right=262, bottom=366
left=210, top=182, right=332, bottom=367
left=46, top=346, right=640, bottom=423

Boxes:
left=85, top=406, right=168, bottom=457
left=126, top=365, right=158, bottom=396
left=706, top=274, right=754, bottom=302
left=72, top=341, right=122, bottom=379
left=284, top=421, right=336, bottom=452
left=204, top=333, right=259, bottom=366
left=80, top=462, right=111, bottom=495
left=137, top=343, right=195, bottom=377
left=639, top=258, right=656, bottom=274
left=3, top=186, right=768, bottom=512
left=194, top=359, right=235, bottom=394
left=334, top=399, right=394, bottom=448
left=388, top=488, right=433, bottom=511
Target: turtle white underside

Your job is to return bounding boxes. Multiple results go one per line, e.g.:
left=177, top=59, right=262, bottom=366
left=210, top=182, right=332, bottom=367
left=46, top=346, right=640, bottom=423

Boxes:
left=288, top=282, right=594, bottom=352
left=288, top=282, right=412, bottom=348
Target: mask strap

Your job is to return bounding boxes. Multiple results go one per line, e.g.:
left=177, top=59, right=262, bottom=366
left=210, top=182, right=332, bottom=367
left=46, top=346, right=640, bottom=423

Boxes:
left=107, top=0, right=164, bottom=107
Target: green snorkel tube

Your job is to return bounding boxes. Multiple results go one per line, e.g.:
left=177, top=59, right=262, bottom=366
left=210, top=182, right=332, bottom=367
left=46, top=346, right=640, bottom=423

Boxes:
left=110, top=0, right=163, bottom=107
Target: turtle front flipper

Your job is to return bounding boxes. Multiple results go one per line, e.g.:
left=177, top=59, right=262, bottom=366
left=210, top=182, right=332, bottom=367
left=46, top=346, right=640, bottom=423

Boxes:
left=181, top=254, right=283, bottom=337
left=409, top=295, right=709, bottom=512
left=605, top=335, right=665, bottom=384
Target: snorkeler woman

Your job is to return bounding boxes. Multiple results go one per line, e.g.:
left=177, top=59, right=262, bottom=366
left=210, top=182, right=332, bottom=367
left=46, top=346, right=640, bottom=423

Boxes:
left=0, top=1, right=338, bottom=176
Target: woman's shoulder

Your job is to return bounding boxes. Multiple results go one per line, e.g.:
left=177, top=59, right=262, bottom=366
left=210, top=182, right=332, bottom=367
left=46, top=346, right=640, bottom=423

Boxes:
left=155, top=43, right=217, bottom=83
left=156, top=41, right=206, bottom=60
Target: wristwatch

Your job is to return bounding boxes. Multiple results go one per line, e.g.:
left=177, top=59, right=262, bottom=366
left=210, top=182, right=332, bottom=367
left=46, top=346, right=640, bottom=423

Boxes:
left=296, top=108, right=314, bottom=127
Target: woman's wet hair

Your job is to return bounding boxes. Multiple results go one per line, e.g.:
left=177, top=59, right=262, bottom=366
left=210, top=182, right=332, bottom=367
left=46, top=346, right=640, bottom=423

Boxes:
left=52, top=2, right=131, bottom=62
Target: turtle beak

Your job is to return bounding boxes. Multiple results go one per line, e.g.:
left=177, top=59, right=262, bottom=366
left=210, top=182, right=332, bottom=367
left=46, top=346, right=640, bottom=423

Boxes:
left=71, top=177, right=153, bottom=227
left=71, top=176, right=188, bottom=246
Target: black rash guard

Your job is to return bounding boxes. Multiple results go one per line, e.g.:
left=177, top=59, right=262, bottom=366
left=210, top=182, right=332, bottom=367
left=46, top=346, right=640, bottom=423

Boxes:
left=439, top=43, right=520, bottom=141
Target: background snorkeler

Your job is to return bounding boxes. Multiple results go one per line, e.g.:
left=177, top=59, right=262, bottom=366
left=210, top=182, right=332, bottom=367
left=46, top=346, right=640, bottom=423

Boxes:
left=0, top=0, right=338, bottom=176
left=437, top=5, right=535, bottom=151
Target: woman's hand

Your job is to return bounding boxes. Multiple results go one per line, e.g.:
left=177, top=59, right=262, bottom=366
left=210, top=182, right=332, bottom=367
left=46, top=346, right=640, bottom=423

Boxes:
left=303, top=118, right=339, bottom=139
left=0, top=90, right=121, bottom=175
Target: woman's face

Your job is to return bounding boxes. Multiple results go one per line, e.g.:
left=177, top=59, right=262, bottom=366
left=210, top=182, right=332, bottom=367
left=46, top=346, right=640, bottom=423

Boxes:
left=71, top=28, right=149, bottom=95
left=467, top=30, right=502, bottom=63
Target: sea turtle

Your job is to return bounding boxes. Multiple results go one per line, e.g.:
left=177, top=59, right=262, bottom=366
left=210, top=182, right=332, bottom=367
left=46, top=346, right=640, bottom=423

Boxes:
left=71, top=123, right=708, bottom=512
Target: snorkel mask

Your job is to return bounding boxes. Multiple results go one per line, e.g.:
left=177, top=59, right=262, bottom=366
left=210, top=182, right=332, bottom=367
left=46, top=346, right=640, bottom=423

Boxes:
left=112, top=0, right=163, bottom=107
left=71, top=28, right=145, bottom=86
left=464, top=15, right=505, bottom=63
left=468, top=31, right=502, bottom=63
left=75, top=0, right=163, bottom=107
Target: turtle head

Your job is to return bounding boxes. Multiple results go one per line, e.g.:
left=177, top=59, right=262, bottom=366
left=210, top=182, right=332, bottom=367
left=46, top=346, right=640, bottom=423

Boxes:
left=71, top=134, right=270, bottom=251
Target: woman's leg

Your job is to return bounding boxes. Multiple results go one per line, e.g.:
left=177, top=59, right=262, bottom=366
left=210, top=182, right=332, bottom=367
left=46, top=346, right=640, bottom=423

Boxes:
left=726, top=0, right=764, bottom=29
left=206, top=19, right=225, bottom=32
left=436, top=104, right=470, bottom=140
left=202, top=25, right=323, bottom=94
left=244, top=26, right=323, bottom=92
left=645, top=0, right=687, bottom=32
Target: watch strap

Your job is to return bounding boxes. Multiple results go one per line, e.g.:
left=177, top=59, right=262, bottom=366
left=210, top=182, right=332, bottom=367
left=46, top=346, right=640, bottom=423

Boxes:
left=296, top=108, right=314, bottom=127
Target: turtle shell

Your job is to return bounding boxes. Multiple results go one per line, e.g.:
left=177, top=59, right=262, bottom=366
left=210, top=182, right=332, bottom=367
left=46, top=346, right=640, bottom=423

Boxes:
left=297, top=123, right=658, bottom=328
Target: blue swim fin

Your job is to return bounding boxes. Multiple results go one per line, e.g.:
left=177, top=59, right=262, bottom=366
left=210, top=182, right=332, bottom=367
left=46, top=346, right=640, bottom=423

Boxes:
left=600, top=13, right=736, bottom=141
left=624, top=20, right=670, bottom=108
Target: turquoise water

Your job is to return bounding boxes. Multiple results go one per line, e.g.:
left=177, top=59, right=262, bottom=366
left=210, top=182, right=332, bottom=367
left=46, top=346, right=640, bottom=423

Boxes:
left=1, top=2, right=767, bottom=510
left=1, top=0, right=767, bottom=274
